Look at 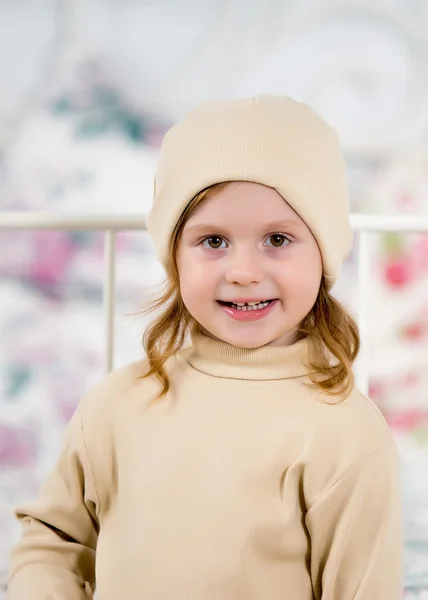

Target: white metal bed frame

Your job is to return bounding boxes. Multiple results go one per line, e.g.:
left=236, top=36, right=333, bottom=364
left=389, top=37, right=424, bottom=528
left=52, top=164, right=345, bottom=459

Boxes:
left=2, top=211, right=428, bottom=396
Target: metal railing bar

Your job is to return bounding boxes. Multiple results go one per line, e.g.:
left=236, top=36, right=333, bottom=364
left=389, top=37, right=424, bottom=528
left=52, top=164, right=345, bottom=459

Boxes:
left=104, top=230, right=116, bottom=374
left=355, top=231, right=372, bottom=395
left=1, top=212, right=428, bottom=233
left=0, top=213, right=148, bottom=231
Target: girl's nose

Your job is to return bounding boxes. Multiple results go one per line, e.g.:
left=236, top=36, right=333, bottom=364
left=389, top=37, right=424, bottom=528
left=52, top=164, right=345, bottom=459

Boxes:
left=224, top=251, right=264, bottom=286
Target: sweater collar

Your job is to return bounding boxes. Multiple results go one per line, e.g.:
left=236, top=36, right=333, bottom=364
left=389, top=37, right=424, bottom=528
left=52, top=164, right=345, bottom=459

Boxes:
left=181, top=332, right=315, bottom=380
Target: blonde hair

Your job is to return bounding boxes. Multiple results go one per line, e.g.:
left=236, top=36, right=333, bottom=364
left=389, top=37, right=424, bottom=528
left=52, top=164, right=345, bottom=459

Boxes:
left=142, top=182, right=360, bottom=399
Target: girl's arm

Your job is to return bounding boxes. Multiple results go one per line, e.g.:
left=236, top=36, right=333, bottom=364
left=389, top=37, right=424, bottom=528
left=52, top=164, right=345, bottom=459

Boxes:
left=305, top=442, right=403, bottom=600
left=7, top=407, right=99, bottom=599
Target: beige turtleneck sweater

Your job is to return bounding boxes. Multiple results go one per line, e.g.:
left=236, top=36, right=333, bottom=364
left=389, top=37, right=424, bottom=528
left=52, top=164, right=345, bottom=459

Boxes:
left=7, top=334, right=403, bottom=599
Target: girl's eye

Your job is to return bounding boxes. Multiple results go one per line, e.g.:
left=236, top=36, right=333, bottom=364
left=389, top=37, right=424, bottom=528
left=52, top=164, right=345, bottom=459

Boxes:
left=201, top=236, right=227, bottom=249
left=266, top=234, right=290, bottom=248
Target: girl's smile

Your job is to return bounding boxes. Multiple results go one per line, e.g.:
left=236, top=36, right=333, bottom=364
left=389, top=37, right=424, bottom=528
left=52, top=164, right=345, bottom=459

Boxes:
left=216, top=298, right=278, bottom=321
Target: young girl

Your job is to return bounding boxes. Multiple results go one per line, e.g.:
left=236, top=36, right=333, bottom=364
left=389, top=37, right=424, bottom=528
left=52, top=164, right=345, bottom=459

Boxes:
left=7, top=95, right=402, bottom=599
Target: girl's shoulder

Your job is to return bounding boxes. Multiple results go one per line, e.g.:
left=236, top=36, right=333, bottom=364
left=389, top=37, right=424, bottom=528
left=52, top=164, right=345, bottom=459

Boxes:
left=75, top=358, right=162, bottom=425
left=308, top=382, right=393, bottom=444
left=333, top=386, right=393, bottom=442
left=301, top=386, right=398, bottom=507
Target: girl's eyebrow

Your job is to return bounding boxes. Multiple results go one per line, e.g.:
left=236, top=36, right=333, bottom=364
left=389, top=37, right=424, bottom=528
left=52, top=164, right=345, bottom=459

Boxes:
left=184, top=219, right=302, bottom=233
left=262, top=219, right=303, bottom=230
left=184, top=224, right=219, bottom=232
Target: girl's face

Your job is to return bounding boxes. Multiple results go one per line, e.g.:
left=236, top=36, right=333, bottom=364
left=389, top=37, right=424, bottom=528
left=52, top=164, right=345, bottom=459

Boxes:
left=176, top=182, right=322, bottom=348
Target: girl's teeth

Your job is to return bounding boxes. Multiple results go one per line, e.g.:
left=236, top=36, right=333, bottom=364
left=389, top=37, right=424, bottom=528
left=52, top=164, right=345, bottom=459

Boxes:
left=231, top=301, right=270, bottom=311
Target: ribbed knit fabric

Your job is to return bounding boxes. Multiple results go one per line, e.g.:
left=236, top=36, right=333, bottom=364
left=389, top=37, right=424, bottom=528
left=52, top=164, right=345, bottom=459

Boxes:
left=8, top=334, right=403, bottom=599
left=147, top=95, right=353, bottom=288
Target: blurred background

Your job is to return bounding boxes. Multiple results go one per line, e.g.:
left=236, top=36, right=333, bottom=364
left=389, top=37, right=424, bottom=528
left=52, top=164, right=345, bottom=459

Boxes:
left=0, top=0, right=428, bottom=597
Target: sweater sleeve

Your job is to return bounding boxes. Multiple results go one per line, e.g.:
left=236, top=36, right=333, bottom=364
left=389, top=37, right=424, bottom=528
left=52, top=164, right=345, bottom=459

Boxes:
left=305, top=442, right=403, bottom=600
left=7, top=407, right=99, bottom=600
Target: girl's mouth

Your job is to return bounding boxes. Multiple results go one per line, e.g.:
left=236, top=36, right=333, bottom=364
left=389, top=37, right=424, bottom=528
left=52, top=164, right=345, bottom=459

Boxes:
left=217, top=299, right=277, bottom=321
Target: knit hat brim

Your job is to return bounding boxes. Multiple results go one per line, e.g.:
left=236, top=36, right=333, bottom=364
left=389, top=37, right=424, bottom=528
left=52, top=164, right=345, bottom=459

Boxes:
left=148, top=95, right=353, bottom=289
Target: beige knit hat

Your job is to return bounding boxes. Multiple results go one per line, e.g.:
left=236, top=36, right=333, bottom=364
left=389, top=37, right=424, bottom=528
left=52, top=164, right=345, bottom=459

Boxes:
left=147, top=94, right=353, bottom=288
